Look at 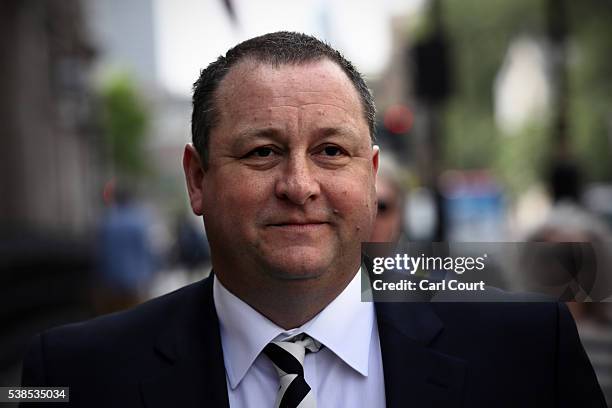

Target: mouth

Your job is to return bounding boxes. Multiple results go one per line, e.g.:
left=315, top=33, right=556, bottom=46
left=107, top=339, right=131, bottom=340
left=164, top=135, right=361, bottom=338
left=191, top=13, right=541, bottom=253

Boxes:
left=267, top=221, right=329, bottom=231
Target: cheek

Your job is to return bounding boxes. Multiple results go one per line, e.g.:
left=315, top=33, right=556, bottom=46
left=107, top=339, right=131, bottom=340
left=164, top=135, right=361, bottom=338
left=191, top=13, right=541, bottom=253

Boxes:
left=327, top=173, right=377, bottom=226
left=205, top=172, right=272, bottom=222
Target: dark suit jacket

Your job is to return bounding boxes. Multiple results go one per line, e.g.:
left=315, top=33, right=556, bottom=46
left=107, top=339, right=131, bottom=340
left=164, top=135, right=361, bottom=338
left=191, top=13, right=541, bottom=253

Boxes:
left=21, top=276, right=605, bottom=407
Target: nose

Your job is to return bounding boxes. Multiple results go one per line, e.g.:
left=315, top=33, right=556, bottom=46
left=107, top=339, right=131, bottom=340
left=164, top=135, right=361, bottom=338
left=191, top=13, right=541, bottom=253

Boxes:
left=274, top=154, right=320, bottom=205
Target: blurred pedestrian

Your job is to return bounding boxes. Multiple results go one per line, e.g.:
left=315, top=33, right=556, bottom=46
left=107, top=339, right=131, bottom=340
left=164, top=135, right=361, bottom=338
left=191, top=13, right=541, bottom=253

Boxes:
left=370, top=154, right=407, bottom=243
left=525, top=203, right=612, bottom=405
left=94, top=184, right=155, bottom=314
left=174, top=211, right=210, bottom=274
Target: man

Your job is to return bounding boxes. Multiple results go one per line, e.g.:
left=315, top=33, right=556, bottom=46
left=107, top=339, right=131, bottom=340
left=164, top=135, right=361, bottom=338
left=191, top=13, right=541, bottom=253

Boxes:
left=21, top=32, right=604, bottom=407
left=94, top=186, right=155, bottom=314
left=370, top=154, right=406, bottom=243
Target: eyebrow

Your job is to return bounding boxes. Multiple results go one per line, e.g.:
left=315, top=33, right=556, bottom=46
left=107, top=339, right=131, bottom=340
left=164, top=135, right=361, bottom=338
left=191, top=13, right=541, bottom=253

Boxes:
left=230, top=128, right=281, bottom=150
left=231, top=125, right=361, bottom=150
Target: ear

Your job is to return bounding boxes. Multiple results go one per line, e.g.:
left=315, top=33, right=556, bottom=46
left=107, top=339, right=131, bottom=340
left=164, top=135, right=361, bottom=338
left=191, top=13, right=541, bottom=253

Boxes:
left=372, top=145, right=380, bottom=180
left=183, top=144, right=206, bottom=215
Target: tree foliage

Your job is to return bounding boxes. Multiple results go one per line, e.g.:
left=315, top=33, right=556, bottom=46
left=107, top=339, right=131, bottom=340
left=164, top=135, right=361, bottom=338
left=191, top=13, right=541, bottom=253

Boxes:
left=436, top=0, right=612, bottom=194
left=100, top=74, right=150, bottom=176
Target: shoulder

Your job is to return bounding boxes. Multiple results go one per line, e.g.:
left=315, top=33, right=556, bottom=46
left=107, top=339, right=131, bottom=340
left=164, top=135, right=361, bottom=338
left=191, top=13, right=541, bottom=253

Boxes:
left=47, top=278, right=207, bottom=344
left=426, top=299, right=579, bottom=376
left=428, top=300, right=605, bottom=405
left=431, top=297, right=566, bottom=338
left=22, top=277, right=213, bottom=385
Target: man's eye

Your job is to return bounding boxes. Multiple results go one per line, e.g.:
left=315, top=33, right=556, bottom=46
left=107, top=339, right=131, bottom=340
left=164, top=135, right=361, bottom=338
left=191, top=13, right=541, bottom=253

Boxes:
left=322, top=146, right=344, bottom=156
left=249, top=147, right=275, bottom=157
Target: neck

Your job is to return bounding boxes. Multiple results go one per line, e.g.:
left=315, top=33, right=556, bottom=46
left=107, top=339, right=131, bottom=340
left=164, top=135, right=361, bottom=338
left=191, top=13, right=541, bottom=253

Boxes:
left=215, top=265, right=358, bottom=330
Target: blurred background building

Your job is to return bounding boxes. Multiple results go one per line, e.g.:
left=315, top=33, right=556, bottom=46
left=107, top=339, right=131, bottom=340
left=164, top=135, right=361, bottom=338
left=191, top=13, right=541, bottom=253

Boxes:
left=2, top=0, right=612, bottom=402
left=1, top=0, right=100, bottom=391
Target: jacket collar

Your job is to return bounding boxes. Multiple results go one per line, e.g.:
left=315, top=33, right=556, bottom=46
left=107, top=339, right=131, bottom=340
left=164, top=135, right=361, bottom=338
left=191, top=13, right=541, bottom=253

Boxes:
left=140, top=276, right=230, bottom=408
left=140, top=271, right=467, bottom=408
left=375, top=298, right=467, bottom=407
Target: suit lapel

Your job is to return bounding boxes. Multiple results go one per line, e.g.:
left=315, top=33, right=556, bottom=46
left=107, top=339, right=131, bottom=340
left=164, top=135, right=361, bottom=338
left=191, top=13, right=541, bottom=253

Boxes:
left=375, top=301, right=466, bottom=408
left=140, top=277, right=230, bottom=408
left=139, top=268, right=467, bottom=407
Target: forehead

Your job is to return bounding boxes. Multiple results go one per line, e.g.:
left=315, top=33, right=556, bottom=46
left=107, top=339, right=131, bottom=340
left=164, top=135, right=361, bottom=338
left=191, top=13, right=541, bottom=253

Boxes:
left=215, top=58, right=365, bottom=124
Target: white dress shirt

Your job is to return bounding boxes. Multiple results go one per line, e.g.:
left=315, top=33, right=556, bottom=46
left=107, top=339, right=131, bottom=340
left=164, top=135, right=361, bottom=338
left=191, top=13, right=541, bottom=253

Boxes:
left=213, top=269, right=386, bottom=408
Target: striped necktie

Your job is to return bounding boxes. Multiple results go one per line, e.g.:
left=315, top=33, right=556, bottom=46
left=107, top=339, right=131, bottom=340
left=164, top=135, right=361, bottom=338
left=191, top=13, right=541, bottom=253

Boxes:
left=263, top=334, right=322, bottom=408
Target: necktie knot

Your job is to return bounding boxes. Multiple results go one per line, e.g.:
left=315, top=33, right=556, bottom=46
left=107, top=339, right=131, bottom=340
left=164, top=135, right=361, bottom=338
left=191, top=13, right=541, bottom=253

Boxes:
left=263, top=333, right=321, bottom=408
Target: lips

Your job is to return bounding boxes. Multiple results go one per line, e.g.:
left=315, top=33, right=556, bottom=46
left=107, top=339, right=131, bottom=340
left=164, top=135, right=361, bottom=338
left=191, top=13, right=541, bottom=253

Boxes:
left=269, top=221, right=328, bottom=226
left=266, top=220, right=330, bottom=233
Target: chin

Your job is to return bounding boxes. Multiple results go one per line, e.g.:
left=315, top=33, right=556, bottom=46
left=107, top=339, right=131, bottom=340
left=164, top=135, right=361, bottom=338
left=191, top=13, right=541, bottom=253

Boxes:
left=265, top=261, right=328, bottom=281
left=262, top=248, right=332, bottom=281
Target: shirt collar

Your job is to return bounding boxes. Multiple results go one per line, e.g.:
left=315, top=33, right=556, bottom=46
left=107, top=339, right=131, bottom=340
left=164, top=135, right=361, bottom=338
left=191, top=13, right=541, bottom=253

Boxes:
left=213, top=268, right=375, bottom=389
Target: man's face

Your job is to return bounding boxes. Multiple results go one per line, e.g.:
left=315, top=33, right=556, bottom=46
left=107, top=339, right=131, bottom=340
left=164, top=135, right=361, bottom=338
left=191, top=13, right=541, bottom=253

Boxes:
left=370, top=176, right=403, bottom=243
left=185, top=59, right=378, bottom=289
